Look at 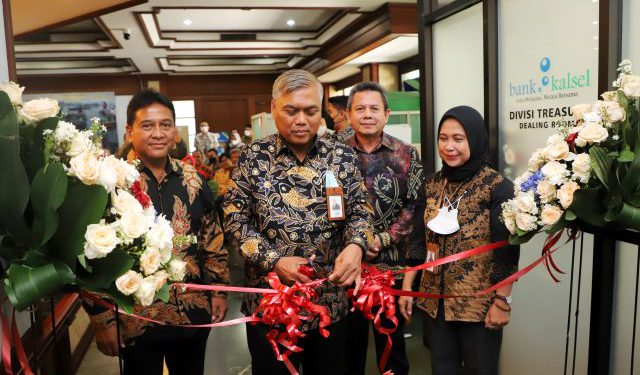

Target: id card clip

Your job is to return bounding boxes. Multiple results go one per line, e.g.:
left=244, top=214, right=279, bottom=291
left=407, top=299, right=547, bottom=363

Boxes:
left=325, top=170, right=345, bottom=221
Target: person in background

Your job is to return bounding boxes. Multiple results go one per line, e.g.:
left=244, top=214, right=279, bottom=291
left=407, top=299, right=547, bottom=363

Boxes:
left=229, top=147, right=241, bottom=167
left=327, top=95, right=354, bottom=143
left=83, top=89, right=229, bottom=375
left=192, top=150, right=213, bottom=180
left=345, top=82, right=422, bottom=375
left=213, top=153, right=234, bottom=199
left=169, top=131, right=188, bottom=160
left=222, top=69, right=373, bottom=375
left=229, top=129, right=244, bottom=149
left=400, top=106, right=520, bottom=375
left=194, top=121, right=219, bottom=155
left=242, top=125, right=253, bottom=144
left=206, top=147, right=219, bottom=169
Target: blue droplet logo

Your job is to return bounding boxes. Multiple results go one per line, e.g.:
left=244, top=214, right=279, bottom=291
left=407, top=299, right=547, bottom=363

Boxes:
left=542, top=76, right=549, bottom=86
left=540, top=57, right=551, bottom=72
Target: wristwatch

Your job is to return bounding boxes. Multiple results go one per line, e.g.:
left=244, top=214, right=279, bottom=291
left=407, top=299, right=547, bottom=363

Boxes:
left=494, top=294, right=512, bottom=305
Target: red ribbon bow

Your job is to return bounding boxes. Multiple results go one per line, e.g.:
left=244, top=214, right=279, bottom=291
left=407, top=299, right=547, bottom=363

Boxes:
left=254, top=273, right=330, bottom=375
left=131, top=180, right=151, bottom=209
left=349, top=264, right=398, bottom=374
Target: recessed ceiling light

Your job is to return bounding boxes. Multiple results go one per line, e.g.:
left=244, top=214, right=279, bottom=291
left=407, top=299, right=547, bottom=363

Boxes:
left=183, top=19, right=192, bottom=26
left=286, top=19, right=295, bottom=26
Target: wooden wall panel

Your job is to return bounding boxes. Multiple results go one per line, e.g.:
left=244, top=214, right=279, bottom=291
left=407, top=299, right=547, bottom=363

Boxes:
left=202, top=98, right=249, bottom=132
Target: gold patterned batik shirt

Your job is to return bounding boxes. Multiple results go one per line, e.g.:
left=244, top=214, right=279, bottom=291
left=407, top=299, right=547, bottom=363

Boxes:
left=223, top=134, right=374, bottom=330
left=85, top=157, right=229, bottom=343
left=346, top=133, right=424, bottom=274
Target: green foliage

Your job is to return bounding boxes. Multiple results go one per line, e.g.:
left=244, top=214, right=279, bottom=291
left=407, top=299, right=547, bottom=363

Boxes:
left=4, top=260, right=75, bottom=311
left=77, top=249, right=134, bottom=290
left=30, top=163, right=68, bottom=247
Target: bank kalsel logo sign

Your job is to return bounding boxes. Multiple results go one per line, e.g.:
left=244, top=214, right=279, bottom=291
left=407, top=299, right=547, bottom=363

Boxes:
left=509, top=57, right=592, bottom=97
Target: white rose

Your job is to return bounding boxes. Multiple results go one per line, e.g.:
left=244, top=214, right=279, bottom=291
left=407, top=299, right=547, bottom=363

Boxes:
left=504, top=216, right=517, bottom=234
left=583, top=112, right=602, bottom=124
left=69, top=150, right=101, bottom=186
left=134, top=277, right=157, bottom=306
left=528, top=148, right=549, bottom=172
left=572, top=153, right=591, bottom=183
left=119, top=213, right=149, bottom=241
left=115, top=270, right=142, bottom=296
left=536, top=179, right=557, bottom=204
left=67, top=132, right=93, bottom=158
left=571, top=103, right=592, bottom=121
left=111, top=189, right=144, bottom=217
left=620, top=74, right=640, bottom=97
left=104, top=156, right=139, bottom=189
left=601, top=91, right=618, bottom=102
left=152, top=270, right=168, bottom=292
left=557, top=181, right=580, bottom=209
left=168, top=259, right=186, bottom=281
left=540, top=204, right=563, bottom=226
left=20, top=98, right=59, bottom=123
left=140, top=247, right=162, bottom=275
left=575, top=122, right=609, bottom=147
left=515, top=212, right=538, bottom=232
left=546, top=135, right=570, bottom=160
left=515, top=192, right=538, bottom=214
left=97, top=160, right=118, bottom=192
left=0, top=81, right=24, bottom=105
left=541, top=161, right=569, bottom=186
left=592, top=100, right=626, bottom=125
left=514, top=171, right=532, bottom=188
left=53, top=121, right=78, bottom=144
left=146, top=215, right=174, bottom=253
left=159, top=245, right=172, bottom=264
left=84, top=221, right=120, bottom=259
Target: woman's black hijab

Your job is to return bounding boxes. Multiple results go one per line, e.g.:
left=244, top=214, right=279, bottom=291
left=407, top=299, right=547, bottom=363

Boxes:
left=438, top=105, right=488, bottom=182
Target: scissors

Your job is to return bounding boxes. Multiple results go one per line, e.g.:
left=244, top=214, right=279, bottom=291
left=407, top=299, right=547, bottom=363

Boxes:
left=306, top=256, right=330, bottom=278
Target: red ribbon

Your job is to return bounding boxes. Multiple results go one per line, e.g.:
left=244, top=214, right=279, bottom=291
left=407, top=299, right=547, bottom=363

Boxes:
left=255, top=273, right=330, bottom=375
left=349, top=265, right=397, bottom=374
left=131, top=180, right=151, bottom=209
left=0, top=306, right=35, bottom=375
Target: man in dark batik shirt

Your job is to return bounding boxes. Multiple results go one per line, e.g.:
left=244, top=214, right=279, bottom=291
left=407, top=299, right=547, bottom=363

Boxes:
left=84, top=90, right=229, bottom=375
left=223, top=69, right=374, bottom=375
left=345, top=82, right=424, bottom=375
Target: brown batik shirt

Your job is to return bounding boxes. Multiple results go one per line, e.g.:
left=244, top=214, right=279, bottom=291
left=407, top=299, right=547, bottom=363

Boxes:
left=407, top=165, right=519, bottom=322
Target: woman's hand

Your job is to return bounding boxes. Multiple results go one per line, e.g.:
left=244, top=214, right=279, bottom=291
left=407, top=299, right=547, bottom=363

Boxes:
left=484, top=301, right=510, bottom=330
left=398, top=296, right=414, bottom=323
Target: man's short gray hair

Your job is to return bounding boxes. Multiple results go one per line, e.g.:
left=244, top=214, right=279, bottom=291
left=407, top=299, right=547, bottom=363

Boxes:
left=272, top=69, right=323, bottom=101
left=347, top=81, right=389, bottom=110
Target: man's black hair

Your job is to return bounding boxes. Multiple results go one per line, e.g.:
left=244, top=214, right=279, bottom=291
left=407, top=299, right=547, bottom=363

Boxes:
left=328, top=95, right=349, bottom=111
left=127, top=89, right=176, bottom=126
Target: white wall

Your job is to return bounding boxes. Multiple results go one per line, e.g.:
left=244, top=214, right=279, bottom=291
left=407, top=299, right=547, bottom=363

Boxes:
left=432, top=3, right=484, bottom=170
left=116, top=95, right=133, bottom=146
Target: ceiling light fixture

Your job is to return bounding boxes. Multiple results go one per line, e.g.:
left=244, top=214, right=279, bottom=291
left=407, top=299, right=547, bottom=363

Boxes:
left=183, top=19, right=192, bottom=26
left=286, top=19, right=295, bottom=26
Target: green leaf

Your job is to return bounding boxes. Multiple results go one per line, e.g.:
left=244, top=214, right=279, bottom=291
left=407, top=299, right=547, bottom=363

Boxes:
left=589, top=146, right=613, bottom=191
left=509, top=230, right=538, bottom=245
left=4, top=260, right=75, bottom=311
left=26, top=117, right=59, bottom=179
left=105, top=284, right=135, bottom=314
left=618, top=90, right=629, bottom=110
left=30, top=163, right=68, bottom=246
left=569, top=187, right=606, bottom=226
left=76, top=249, right=134, bottom=290
left=156, top=284, right=169, bottom=303
left=0, top=91, right=30, bottom=246
left=608, top=201, right=640, bottom=230
left=618, top=145, right=635, bottom=162
left=50, top=181, right=108, bottom=270
left=77, top=254, right=92, bottom=272
left=565, top=210, right=577, bottom=221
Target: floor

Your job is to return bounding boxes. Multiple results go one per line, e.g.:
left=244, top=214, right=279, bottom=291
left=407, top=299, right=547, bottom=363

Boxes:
left=76, top=249, right=431, bottom=375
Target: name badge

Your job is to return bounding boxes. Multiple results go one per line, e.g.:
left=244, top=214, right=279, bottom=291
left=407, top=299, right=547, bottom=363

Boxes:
left=426, top=242, right=440, bottom=274
left=325, top=170, right=345, bottom=221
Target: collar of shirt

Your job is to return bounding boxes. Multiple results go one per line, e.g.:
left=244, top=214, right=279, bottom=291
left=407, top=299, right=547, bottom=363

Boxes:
left=348, top=132, right=398, bottom=153
left=275, top=133, right=321, bottom=159
left=135, top=155, right=184, bottom=181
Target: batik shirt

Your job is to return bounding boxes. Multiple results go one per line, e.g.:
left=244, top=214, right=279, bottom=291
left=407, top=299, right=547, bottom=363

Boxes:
left=325, top=125, right=355, bottom=144
left=223, top=134, right=374, bottom=329
left=347, top=133, right=424, bottom=274
left=86, top=156, right=229, bottom=343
